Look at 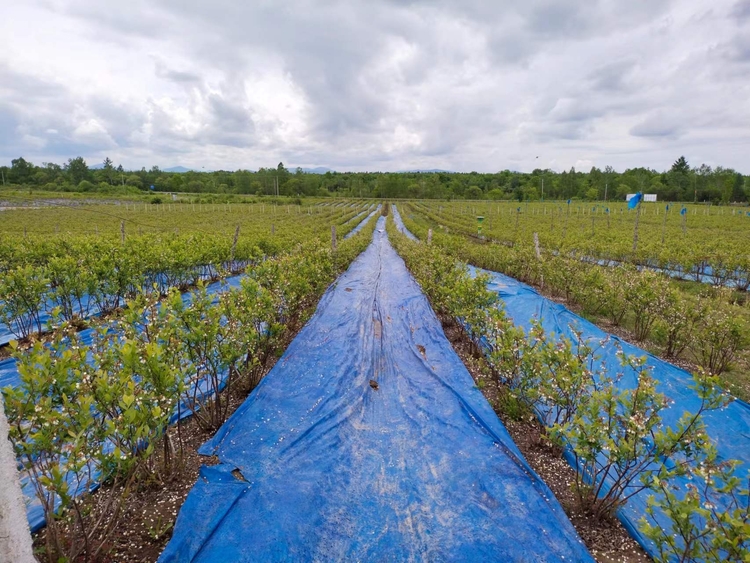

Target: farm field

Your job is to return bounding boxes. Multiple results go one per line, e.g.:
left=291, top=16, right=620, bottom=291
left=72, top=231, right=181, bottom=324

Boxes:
left=397, top=201, right=750, bottom=402
left=5, top=2, right=750, bottom=561
left=0, top=198, right=748, bottom=563
left=0, top=200, right=371, bottom=343
left=388, top=206, right=750, bottom=563
left=410, top=199, right=750, bottom=287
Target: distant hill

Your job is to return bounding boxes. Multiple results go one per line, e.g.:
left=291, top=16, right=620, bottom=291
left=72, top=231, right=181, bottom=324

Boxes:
left=86, top=164, right=452, bottom=174
left=163, top=166, right=194, bottom=173
left=296, top=167, right=333, bottom=174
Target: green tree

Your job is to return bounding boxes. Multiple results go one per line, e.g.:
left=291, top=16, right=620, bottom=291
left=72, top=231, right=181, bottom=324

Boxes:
left=731, top=173, right=746, bottom=202
left=65, top=156, right=90, bottom=185
left=125, top=174, right=143, bottom=189
left=9, top=157, right=34, bottom=184
left=671, top=156, right=690, bottom=174
left=103, top=157, right=115, bottom=185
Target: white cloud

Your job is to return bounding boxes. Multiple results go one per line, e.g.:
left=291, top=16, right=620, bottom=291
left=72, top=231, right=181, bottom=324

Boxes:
left=0, top=0, right=748, bottom=173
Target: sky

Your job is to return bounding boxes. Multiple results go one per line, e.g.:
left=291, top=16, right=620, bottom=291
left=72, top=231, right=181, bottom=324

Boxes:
left=1, top=0, right=749, bottom=173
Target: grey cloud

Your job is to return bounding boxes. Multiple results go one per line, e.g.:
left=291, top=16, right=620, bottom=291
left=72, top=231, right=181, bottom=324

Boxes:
left=57, top=1, right=168, bottom=40
left=3, top=0, right=749, bottom=172
left=527, top=2, right=594, bottom=37
left=155, top=61, right=202, bottom=84
left=731, top=0, right=750, bottom=22
left=588, top=60, right=638, bottom=93
left=0, top=105, right=20, bottom=152
left=0, top=65, right=138, bottom=159
left=725, top=33, right=750, bottom=61
left=630, top=113, right=684, bottom=138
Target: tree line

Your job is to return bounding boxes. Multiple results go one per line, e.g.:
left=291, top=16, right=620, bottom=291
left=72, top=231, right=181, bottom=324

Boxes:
left=1, top=156, right=747, bottom=203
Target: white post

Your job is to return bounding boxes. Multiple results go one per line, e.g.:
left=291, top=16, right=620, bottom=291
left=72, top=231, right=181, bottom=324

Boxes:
left=0, top=393, right=36, bottom=563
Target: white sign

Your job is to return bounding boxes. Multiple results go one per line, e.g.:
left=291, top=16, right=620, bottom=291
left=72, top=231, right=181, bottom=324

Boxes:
left=626, top=193, right=658, bottom=202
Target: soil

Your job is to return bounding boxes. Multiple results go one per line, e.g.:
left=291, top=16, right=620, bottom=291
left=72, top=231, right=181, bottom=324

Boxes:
left=439, top=316, right=652, bottom=563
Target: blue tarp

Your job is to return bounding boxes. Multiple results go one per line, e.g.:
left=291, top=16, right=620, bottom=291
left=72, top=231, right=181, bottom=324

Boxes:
left=159, top=217, right=593, bottom=562
left=343, top=204, right=381, bottom=240
left=476, top=266, right=750, bottom=556
left=392, top=204, right=418, bottom=241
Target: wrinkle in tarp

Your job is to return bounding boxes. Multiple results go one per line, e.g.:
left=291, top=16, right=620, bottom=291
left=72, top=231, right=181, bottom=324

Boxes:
left=160, top=217, right=593, bottom=562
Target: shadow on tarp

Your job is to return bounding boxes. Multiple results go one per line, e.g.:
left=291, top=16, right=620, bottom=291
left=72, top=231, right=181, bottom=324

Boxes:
left=159, top=217, right=593, bottom=563
left=474, top=265, right=750, bottom=558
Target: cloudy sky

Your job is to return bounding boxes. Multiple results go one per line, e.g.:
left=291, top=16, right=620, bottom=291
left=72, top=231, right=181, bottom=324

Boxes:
left=1, top=0, right=749, bottom=173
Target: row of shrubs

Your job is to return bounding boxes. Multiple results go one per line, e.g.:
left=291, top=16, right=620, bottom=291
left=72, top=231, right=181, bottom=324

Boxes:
left=388, top=218, right=749, bottom=563
left=0, top=205, right=360, bottom=341
left=2, top=219, right=376, bottom=563
left=402, top=207, right=749, bottom=382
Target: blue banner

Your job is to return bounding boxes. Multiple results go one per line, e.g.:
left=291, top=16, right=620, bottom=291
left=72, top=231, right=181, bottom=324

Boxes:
left=627, top=192, right=643, bottom=209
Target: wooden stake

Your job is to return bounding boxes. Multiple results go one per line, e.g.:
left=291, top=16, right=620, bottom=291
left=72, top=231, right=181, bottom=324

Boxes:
left=121, top=221, right=125, bottom=244
left=231, top=225, right=240, bottom=263
left=632, top=202, right=642, bottom=253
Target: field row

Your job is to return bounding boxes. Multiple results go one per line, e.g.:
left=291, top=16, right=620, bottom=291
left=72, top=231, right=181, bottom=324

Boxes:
left=1, top=210, right=382, bottom=561
left=411, top=200, right=750, bottom=286
left=0, top=203, right=375, bottom=342
left=398, top=203, right=750, bottom=400
left=387, top=213, right=749, bottom=563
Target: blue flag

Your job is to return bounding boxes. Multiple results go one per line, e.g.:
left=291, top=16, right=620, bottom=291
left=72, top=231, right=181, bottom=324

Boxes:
left=628, top=192, right=643, bottom=209
left=606, top=208, right=609, bottom=214
left=665, top=204, right=670, bottom=211
left=680, top=207, right=688, bottom=216
left=567, top=199, right=571, bottom=205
